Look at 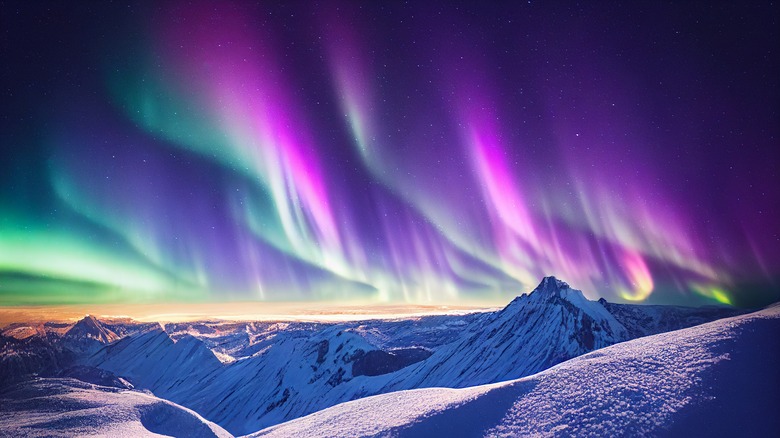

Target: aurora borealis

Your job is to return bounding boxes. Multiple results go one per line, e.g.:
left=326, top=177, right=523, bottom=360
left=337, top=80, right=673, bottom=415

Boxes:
left=1, top=1, right=778, bottom=307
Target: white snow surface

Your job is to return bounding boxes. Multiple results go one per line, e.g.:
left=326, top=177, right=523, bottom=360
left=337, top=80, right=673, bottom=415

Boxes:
left=251, top=304, right=780, bottom=438
left=83, top=277, right=637, bottom=434
left=71, top=277, right=743, bottom=435
left=0, top=378, right=232, bottom=437
left=1, top=277, right=751, bottom=436
left=376, top=277, right=631, bottom=391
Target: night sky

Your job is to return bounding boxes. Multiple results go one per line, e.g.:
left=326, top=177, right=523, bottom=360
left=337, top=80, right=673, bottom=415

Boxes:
left=1, top=1, right=778, bottom=307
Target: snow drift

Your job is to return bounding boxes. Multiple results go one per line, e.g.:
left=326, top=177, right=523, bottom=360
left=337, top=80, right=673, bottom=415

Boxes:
left=0, top=377, right=231, bottom=437
left=252, top=304, right=780, bottom=437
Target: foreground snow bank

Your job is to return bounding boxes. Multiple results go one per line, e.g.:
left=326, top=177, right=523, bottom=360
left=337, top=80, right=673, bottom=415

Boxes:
left=0, top=378, right=232, bottom=437
left=252, top=304, right=780, bottom=437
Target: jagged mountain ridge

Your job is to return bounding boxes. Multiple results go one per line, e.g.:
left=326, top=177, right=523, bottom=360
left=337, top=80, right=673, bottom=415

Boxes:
left=64, top=315, right=120, bottom=344
left=0, top=334, right=75, bottom=387
left=0, top=277, right=745, bottom=435
left=378, top=277, right=631, bottom=390
left=82, top=277, right=741, bottom=434
left=88, top=323, right=398, bottom=433
left=0, top=316, right=148, bottom=387
left=61, top=314, right=121, bottom=355
left=599, top=298, right=742, bottom=339
left=88, top=328, right=224, bottom=401
left=252, top=304, right=780, bottom=438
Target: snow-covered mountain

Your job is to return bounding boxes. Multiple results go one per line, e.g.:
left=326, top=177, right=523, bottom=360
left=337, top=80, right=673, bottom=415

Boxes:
left=599, top=298, right=740, bottom=338
left=0, top=333, right=74, bottom=387
left=0, top=276, right=750, bottom=436
left=0, top=377, right=231, bottom=437
left=251, top=304, right=780, bottom=438
left=61, top=315, right=121, bottom=354
left=0, top=315, right=125, bottom=386
left=161, top=314, right=481, bottom=363
left=75, top=277, right=741, bottom=434
left=86, top=323, right=406, bottom=434
left=88, top=327, right=224, bottom=401
left=64, top=315, right=120, bottom=344
left=378, top=277, right=630, bottom=390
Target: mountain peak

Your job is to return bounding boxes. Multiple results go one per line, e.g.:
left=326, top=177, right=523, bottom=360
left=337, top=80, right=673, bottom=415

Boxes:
left=504, top=276, right=576, bottom=307
left=65, top=314, right=119, bottom=345
left=502, top=277, right=627, bottom=339
left=78, top=314, right=99, bottom=326
left=530, top=276, right=572, bottom=297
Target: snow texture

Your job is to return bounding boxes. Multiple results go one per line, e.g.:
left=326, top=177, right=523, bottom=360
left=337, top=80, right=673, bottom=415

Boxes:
left=251, top=304, right=780, bottom=437
left=0, top=277, right=752, bottom=435
left=0, top=377, right=232, bottom=437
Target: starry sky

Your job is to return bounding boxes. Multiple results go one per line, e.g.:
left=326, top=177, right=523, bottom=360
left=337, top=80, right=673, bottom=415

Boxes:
left=1, top=1, right=778, bottom=307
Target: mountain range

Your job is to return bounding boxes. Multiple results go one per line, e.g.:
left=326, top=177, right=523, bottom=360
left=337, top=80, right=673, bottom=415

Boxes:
left=1, top=276, right=769, bottom=437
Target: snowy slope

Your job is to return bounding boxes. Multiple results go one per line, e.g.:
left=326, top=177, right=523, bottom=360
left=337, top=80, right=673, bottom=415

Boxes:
left=0, top=377, right=232, bottom=437
left=599, top=298, right=742, bottom=339
left=64, top=315, right=120, bottom=345
left=83, top=316, right=470, bottom=434
left=61, top=315, right=121, bottom=355
left=87, top=327, right=224, bottom=402
left=80, top=278, right=618, bottom=433
left=0, top=276, right=743, bottom=434
left=0, top=335, right=74, bottom=387
left=343, top=313, right=484, bottom=350
left=89, top=324, right=399, bottom=434
left=73, top=276, right=743, bottom=435
left=379, top=277, right=630, bottom=390
left=162, top=314, right=480, bottom=363
left=251, top=304, right=780, bottom=438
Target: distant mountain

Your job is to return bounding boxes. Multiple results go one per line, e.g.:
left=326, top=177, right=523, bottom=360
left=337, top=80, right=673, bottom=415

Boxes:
left=0, top=315, right=121, bottom=386
left=379, top=276, right=630, bottom=390
left=76, top=277, right=743, bottom=435
left=0, top=334, right=74, bottom=387
left=251, top=304, right=780, bottom=438
left=88, top=327, right=223, bottom=400
left=1, top=321, right=72, bottom=341
left=161, top=315, right=481, bottom=363
left=61, top=315, right=120, bottom=354
left=599, top=298, right=742, bottom=338
left=66, top=315, right=120, bottom=343
left=0, top=276, right=750, bottom=435
left=87, top=323, right=405, bottom=434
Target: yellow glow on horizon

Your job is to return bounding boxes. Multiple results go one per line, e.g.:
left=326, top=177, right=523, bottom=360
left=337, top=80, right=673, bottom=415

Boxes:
left=0, top=301, right=500, bottom=326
